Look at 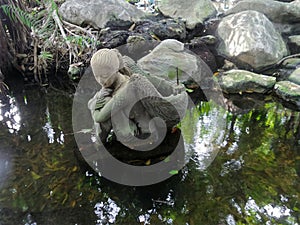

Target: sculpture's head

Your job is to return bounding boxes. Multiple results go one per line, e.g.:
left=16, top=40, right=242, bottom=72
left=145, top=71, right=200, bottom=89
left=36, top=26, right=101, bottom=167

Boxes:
left=91, top=48, right=124, bottom=88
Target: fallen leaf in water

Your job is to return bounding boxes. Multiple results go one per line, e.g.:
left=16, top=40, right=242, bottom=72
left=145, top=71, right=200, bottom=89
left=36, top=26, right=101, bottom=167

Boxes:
left=145, top=159, right=151, bottom=166
left=31, top=171, right=41, bottom=180
left=71, top=200, right=76, bottom=207
left=169, top=170, right=178, bottom=175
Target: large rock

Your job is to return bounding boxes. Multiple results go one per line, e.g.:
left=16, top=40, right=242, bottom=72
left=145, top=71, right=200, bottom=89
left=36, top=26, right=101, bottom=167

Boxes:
left=137, top=39, right=212, bottom=84
left=59, top=0, right=146, bottom=29
left=224, top=0, right=300, bottom=23
left=218, top=70, right=276, bottom=94
left=157, top=0, right=217, bottom=29
left=274, top=81, right=300, bottom=107
left=137, top=39, right=222, bottom=101
left=216, top=10, right=288, bottom=70
left=288, top=68, right=300, bottom=85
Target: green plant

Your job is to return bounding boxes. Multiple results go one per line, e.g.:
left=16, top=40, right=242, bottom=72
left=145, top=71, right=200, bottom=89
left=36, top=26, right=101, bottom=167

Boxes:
left=1, top=0, right=98, bottom=84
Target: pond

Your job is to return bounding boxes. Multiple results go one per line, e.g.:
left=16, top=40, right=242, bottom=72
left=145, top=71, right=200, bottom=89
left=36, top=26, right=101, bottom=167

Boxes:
left=0, top=85, right=299, bottom=225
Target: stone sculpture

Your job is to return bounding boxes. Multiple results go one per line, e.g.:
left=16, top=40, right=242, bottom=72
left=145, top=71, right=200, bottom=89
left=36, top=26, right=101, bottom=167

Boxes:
left=88, top=48, right=188, bottom=149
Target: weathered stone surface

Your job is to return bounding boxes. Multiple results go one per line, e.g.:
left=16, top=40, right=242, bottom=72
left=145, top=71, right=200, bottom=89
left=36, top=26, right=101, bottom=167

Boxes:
left=157, top=0, right=217, bottom=29
left=134, top=19, right=187, bottom=41
left=185, top=37, right=217, bottom=72
left=282, top=58, right=300, bottom=69
left=137, top=39, right=212, bottom=84
left=59, top=0, right=146, bottom=29
left=224, top=0, right=300, bottom=23
left=288, top=35, right=300, bottom=46
left=217, top=10, right=288, bottom=70
left=274, top=81, right=300, bottom=107
left=137, top=39, right=223, bottom=102
left=219, top=70, right=276, bottom=94
left=288, top=35, right=300, bottom=54
left=288, top=68, right=300, bottom=85
left=99, top=29, right=130, bottom=48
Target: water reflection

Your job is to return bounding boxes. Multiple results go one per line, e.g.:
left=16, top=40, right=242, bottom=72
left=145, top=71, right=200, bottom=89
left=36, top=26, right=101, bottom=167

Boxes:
left=182, top=102, right=228, bottom=170
left=0, top=96, right=21, bottom=133
left=94, top=198, right=121, bottom=224
left=0, top=88, right=299, bottom=225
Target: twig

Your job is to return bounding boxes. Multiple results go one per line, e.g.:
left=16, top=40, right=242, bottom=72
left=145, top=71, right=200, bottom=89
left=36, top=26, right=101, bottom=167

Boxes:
left=62, top=20, right=95, bottom=36
left=276, top=53, right=300, bottom=66
left=33, top=37, right=39, bottom=82
left=51, top=9, right=75, bottom=63
left=176, top=67, right=179, bottom=85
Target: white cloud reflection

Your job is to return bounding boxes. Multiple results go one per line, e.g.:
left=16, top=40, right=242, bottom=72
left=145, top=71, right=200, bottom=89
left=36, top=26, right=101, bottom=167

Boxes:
left=94, top=198, right=121, bottom=225
left=0, top=96, right=21, bottom=133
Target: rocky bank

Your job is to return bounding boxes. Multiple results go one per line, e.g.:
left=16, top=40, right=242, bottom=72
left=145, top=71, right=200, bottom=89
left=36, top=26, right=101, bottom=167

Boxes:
left=58, top=0, right=300, bottom=110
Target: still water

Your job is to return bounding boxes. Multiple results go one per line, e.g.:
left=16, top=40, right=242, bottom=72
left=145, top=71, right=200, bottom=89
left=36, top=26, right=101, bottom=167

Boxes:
left=0, top=86, right=299, bottom=225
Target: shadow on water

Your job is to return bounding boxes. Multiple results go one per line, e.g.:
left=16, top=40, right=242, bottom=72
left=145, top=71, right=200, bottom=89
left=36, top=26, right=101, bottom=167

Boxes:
left=0, top=84, right=299, bottom=225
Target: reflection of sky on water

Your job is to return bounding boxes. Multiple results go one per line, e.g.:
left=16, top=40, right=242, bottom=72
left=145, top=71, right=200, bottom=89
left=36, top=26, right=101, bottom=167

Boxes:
left=0, top=94, right=65, bottom=144
left=244, top=197, right=296, bottom=225
left=94, top=198, right=120, bottom=225
left=183, top=104, right=228, bottom=170
left=228, top=197, right=297, bottom=225
left=0, top=96, right=21, bottom=133
left=43, top=106, right=65, bottom=144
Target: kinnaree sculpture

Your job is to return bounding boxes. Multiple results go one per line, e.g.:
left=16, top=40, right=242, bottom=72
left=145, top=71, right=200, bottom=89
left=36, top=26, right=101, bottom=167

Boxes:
left=88, top=48, right=188, bottom=149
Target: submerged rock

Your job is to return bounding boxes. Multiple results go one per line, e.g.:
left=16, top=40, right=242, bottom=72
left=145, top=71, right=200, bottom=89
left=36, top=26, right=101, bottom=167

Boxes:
left=216, top=10, right=288, bottom=70
left=224, top=0, right=300, bottom=23
left=157, top=0, right=217, bottom=29
left=59, top=0, right=146, bottom=29
left=218, top=70, right=276, bottom=94
left=288, top=68, right=300, bottom=85
left=274, top=81, right=300, bottom=108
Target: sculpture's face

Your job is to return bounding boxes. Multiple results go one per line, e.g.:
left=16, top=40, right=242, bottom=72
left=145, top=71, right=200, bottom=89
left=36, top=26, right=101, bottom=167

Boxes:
left=91, top=48, right=120, bottom=88
left=95, top=65, right=118, bottom=88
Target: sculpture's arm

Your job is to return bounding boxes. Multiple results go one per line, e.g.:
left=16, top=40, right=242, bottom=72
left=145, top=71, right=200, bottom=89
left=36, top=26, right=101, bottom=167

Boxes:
left=92, top=87, right=128, bottom=123
left=92, top=98, right=113, bottom=123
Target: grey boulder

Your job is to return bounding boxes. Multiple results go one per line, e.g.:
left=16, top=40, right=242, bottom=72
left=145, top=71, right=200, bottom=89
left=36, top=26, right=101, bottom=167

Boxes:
left=59, top=0, right=146, bottom=29
left=224, top=0, right=300, bottom=23
left=157, top=0, right=217, bottom=29
left=217, top=10, right=288, bottom=70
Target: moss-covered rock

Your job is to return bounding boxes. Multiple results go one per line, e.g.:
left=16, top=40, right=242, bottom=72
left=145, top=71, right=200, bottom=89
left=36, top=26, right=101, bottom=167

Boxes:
left=274, top=81, right=300, bottom=107
left=219, top=69, right=276, bottom=94
left=288, top=68, right=300, bottom=85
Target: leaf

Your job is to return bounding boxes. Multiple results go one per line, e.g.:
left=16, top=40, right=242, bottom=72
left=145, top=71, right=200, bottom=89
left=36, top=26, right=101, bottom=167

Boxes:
left=164, top=156, right=170, bottom=163
left=185, top=88, right=194, bottom=93
left=169, top=170, right=178, bottom=175
left=31, top=171, right=41, bottom=180
left=145, top=159, right=151, bottom=166
left=71, top=200, right=76, bottom=208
